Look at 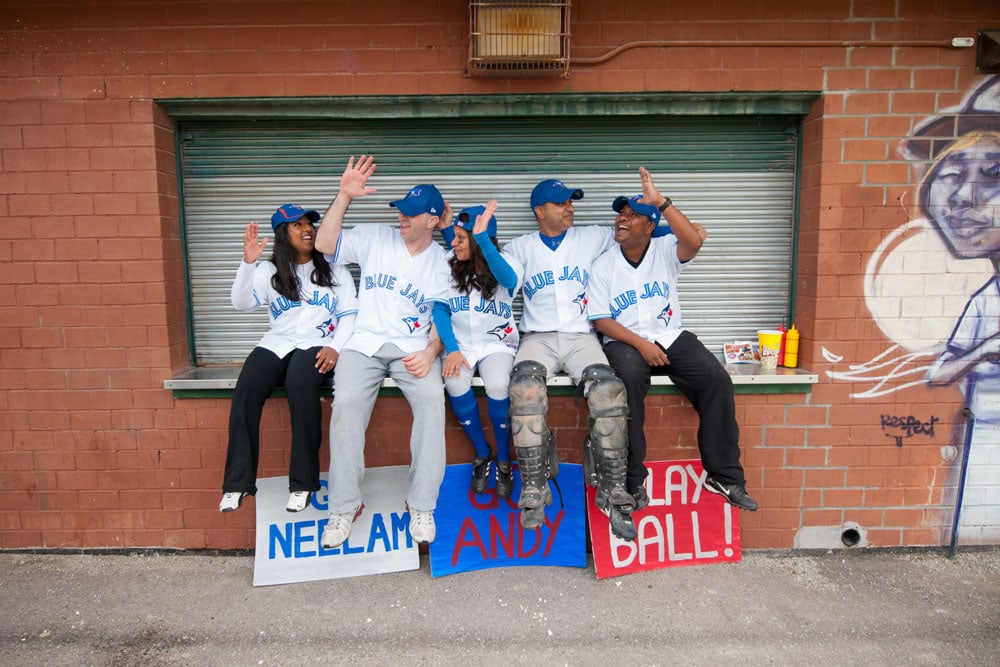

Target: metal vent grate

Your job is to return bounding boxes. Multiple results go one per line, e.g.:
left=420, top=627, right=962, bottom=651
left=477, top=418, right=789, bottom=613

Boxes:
left=468, top=1, right=571, bottom=77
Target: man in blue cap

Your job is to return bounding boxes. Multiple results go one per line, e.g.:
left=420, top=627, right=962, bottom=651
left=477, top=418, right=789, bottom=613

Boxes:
left=587, top=167, right=758, bottom=513
left=314, top=155, right=450, bottom=549
left=502, top=177, right=668, bottom=541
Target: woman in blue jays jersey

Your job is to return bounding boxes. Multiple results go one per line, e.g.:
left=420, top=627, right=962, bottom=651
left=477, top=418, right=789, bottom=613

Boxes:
left=219, top=204, right=357, bottom=515
left=434, top=200, right=524, bottom=498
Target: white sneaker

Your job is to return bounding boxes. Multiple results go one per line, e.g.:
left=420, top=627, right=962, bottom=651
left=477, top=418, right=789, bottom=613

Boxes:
left=219, top=492, right=247, bottom=513
left=321, top=504, right=364, bottom=549
left=408, top=507, right=436, bottom=544
left=286, top=491, right=311, bottom=513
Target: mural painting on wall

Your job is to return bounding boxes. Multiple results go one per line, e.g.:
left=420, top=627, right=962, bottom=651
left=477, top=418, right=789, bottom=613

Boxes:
left=826, top=76, right=1000, bottom=540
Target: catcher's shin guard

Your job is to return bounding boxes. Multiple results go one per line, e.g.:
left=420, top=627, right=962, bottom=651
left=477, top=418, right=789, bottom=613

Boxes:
left=510, top=361, right=552, bottom=529
left=582, top=364, right=636, bottom=541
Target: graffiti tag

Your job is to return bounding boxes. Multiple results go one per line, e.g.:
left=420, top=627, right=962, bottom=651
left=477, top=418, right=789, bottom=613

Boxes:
left=880, top=414, right=939, bottom=447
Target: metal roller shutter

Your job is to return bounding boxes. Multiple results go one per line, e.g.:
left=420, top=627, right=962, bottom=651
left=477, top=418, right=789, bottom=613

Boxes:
left=177, top=114, right=799, bottom=365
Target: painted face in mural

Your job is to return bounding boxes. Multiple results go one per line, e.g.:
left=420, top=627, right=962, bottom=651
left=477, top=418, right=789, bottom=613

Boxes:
left=921, top=132, right=1000, bottom=260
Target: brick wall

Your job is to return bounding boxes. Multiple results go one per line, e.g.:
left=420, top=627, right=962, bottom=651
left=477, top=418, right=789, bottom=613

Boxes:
left=2, top=0, right=997, bottom=550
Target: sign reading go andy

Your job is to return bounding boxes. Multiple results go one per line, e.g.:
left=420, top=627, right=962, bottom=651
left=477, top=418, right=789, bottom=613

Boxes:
left=429, top=462, right=587, bottom=577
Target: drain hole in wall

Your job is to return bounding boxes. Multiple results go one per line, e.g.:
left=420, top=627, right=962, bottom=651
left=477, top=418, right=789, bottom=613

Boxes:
left=841, top=527, right=861, bottom=547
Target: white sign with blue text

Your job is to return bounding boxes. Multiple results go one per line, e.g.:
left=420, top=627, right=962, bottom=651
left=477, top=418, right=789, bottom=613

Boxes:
left=252, top=466, right=419, bottom=587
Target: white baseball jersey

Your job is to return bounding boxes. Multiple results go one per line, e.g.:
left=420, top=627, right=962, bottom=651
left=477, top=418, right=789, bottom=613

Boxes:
left=231, top=260, right=358, bottom=357
left=503, top=225, right=615, bottom=334
left=436, top=250, right=525, bottom=366
left=331, top=224, right=449, bottom=356
left=587, top=234, right=687, bottom=351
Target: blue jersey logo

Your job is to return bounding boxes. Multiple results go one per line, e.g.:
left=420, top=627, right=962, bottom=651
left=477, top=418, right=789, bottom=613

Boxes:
left=402, top=316, right=422, bottom=333
left=488, top=321, right=515, bottom=341
left=315, top=318, right=336, bottom=338
left=657, top=304, right=674, bottom=327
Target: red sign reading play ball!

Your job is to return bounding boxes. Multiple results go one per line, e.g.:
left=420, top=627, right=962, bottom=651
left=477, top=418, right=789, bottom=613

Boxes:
left=588, top=459, right=742, bottom=579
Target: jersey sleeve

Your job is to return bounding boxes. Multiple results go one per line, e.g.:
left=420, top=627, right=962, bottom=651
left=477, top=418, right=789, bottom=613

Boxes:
left=475, top=230, right=520, bottom=290
left=425, top=250, right=451, bottom=306
left=586, top=252, right=614, bottom=321
left=438, top=225, right=456, bottom=248
left=331, top=264, right=359, bottom=319
left=431, top=301, right=460, bottom=354
left=329, top=313, right=355, bottom=352
left=230, top=261, right=268, bottom=311
left=655, top=234, right=683, bottom=270
left=502, top=234, right=528, bottom=267
left=331, top=225, right=374, bottom=265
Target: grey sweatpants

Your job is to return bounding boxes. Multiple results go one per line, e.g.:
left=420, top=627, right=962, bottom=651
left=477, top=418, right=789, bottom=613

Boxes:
left=327, top=345, right=445, bottom=514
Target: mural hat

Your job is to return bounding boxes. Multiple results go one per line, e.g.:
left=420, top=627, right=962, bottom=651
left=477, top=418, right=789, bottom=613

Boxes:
left=903, top=77, right=1000, bottom=162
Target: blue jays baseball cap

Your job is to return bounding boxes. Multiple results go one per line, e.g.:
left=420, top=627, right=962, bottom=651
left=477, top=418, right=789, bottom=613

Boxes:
left=455, top=205, right=498, bottom=238
left=530, top=179, right=584, bottom=209
left=389, top=185, right=444, bottom=217
left=271, top=203, right=320, bottom=232
left=612, top=194, right=661, bottom=226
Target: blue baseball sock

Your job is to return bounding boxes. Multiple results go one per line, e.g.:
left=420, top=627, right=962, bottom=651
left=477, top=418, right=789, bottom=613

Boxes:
left=448, top=390, right=491, bottom=459
left=487, top=396, right=511, bottom=462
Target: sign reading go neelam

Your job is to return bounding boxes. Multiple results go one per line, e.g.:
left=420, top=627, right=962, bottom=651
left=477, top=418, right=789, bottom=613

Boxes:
left=253, top=466, right=419, bottom=586
left=588, top=459, right=742, bottom=579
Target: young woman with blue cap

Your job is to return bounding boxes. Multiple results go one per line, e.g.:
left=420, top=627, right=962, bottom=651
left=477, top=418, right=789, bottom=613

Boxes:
left=219, top=203, right=357, bottom=515
left=434, top=200, right=524, bottom=498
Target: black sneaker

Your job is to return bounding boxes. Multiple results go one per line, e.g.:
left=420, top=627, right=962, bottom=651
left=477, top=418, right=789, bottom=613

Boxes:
left=471, top=453, right=494, bottom=494
left=630, top=485, right=649, bottom=511
left=595, top=492, right=637, bottom=541
left=495, top=461, right=513, bottom=499
left=704, top=476, right=758, bottom=511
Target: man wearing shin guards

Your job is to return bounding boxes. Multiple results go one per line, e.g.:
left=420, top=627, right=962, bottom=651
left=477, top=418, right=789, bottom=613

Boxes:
left=502, top=179, right=670, bottom=541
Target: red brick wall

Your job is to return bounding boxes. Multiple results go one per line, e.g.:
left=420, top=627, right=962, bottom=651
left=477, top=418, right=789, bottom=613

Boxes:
left=1, top=1, right=996, bottom=549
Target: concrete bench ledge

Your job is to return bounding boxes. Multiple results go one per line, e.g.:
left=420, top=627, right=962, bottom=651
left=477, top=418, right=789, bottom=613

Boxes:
left=164, top=364, right=818, bottom=392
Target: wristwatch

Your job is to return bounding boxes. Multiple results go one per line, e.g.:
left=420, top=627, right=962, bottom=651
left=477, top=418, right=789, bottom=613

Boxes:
left=657, top=197, right=672, bottom=212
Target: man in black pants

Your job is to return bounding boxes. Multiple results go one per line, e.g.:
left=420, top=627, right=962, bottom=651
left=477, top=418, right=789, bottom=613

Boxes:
left=587, top=167, right=757, bottom=513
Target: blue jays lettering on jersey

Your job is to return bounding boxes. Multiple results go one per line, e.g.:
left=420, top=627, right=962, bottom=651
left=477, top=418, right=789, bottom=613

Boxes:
left=268, top=289, right=339, bottom=321
left=608, top=281, right=672, bottom=319
left=231, top=260, right=359, bottom=359
left=331, top=224, right=449, bottom=356
left=435, top=249, right=525, bottom=366
left=362, top=272, right=434, bottom=314
left=504, top=226, right=615, bottom=334
left=586, top=235, right=688, bottom=352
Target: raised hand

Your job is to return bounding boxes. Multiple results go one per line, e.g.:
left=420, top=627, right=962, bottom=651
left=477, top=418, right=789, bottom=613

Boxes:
left=474, top=199, right=498, bottom=235
left=340, top=155, right=379, bottom=199
left=243, top=222, right=268, bottom=263
left=436, top=202, right=454, bottom=231
left=638, top=166, right=664, bottom=207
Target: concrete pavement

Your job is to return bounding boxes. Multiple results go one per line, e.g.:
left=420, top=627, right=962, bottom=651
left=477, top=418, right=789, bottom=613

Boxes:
left=1, top=548, right=998, bottom=666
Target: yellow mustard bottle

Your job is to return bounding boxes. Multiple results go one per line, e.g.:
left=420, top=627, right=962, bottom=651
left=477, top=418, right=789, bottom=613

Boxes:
left=783, top=324, right=800, bottom=368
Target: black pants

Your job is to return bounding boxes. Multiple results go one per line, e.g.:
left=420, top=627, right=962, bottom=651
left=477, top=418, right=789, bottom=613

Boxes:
left=603, top=331, right=746, bottom=491
left=222, top=346, right=330, bottom=495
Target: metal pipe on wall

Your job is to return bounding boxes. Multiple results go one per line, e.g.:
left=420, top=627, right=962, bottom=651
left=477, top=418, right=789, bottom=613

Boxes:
left=949, top=408, right=977, bottom=560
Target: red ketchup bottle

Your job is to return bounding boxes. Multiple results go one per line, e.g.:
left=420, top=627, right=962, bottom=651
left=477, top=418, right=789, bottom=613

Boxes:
left=777, top=323, right=787, bottom=366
